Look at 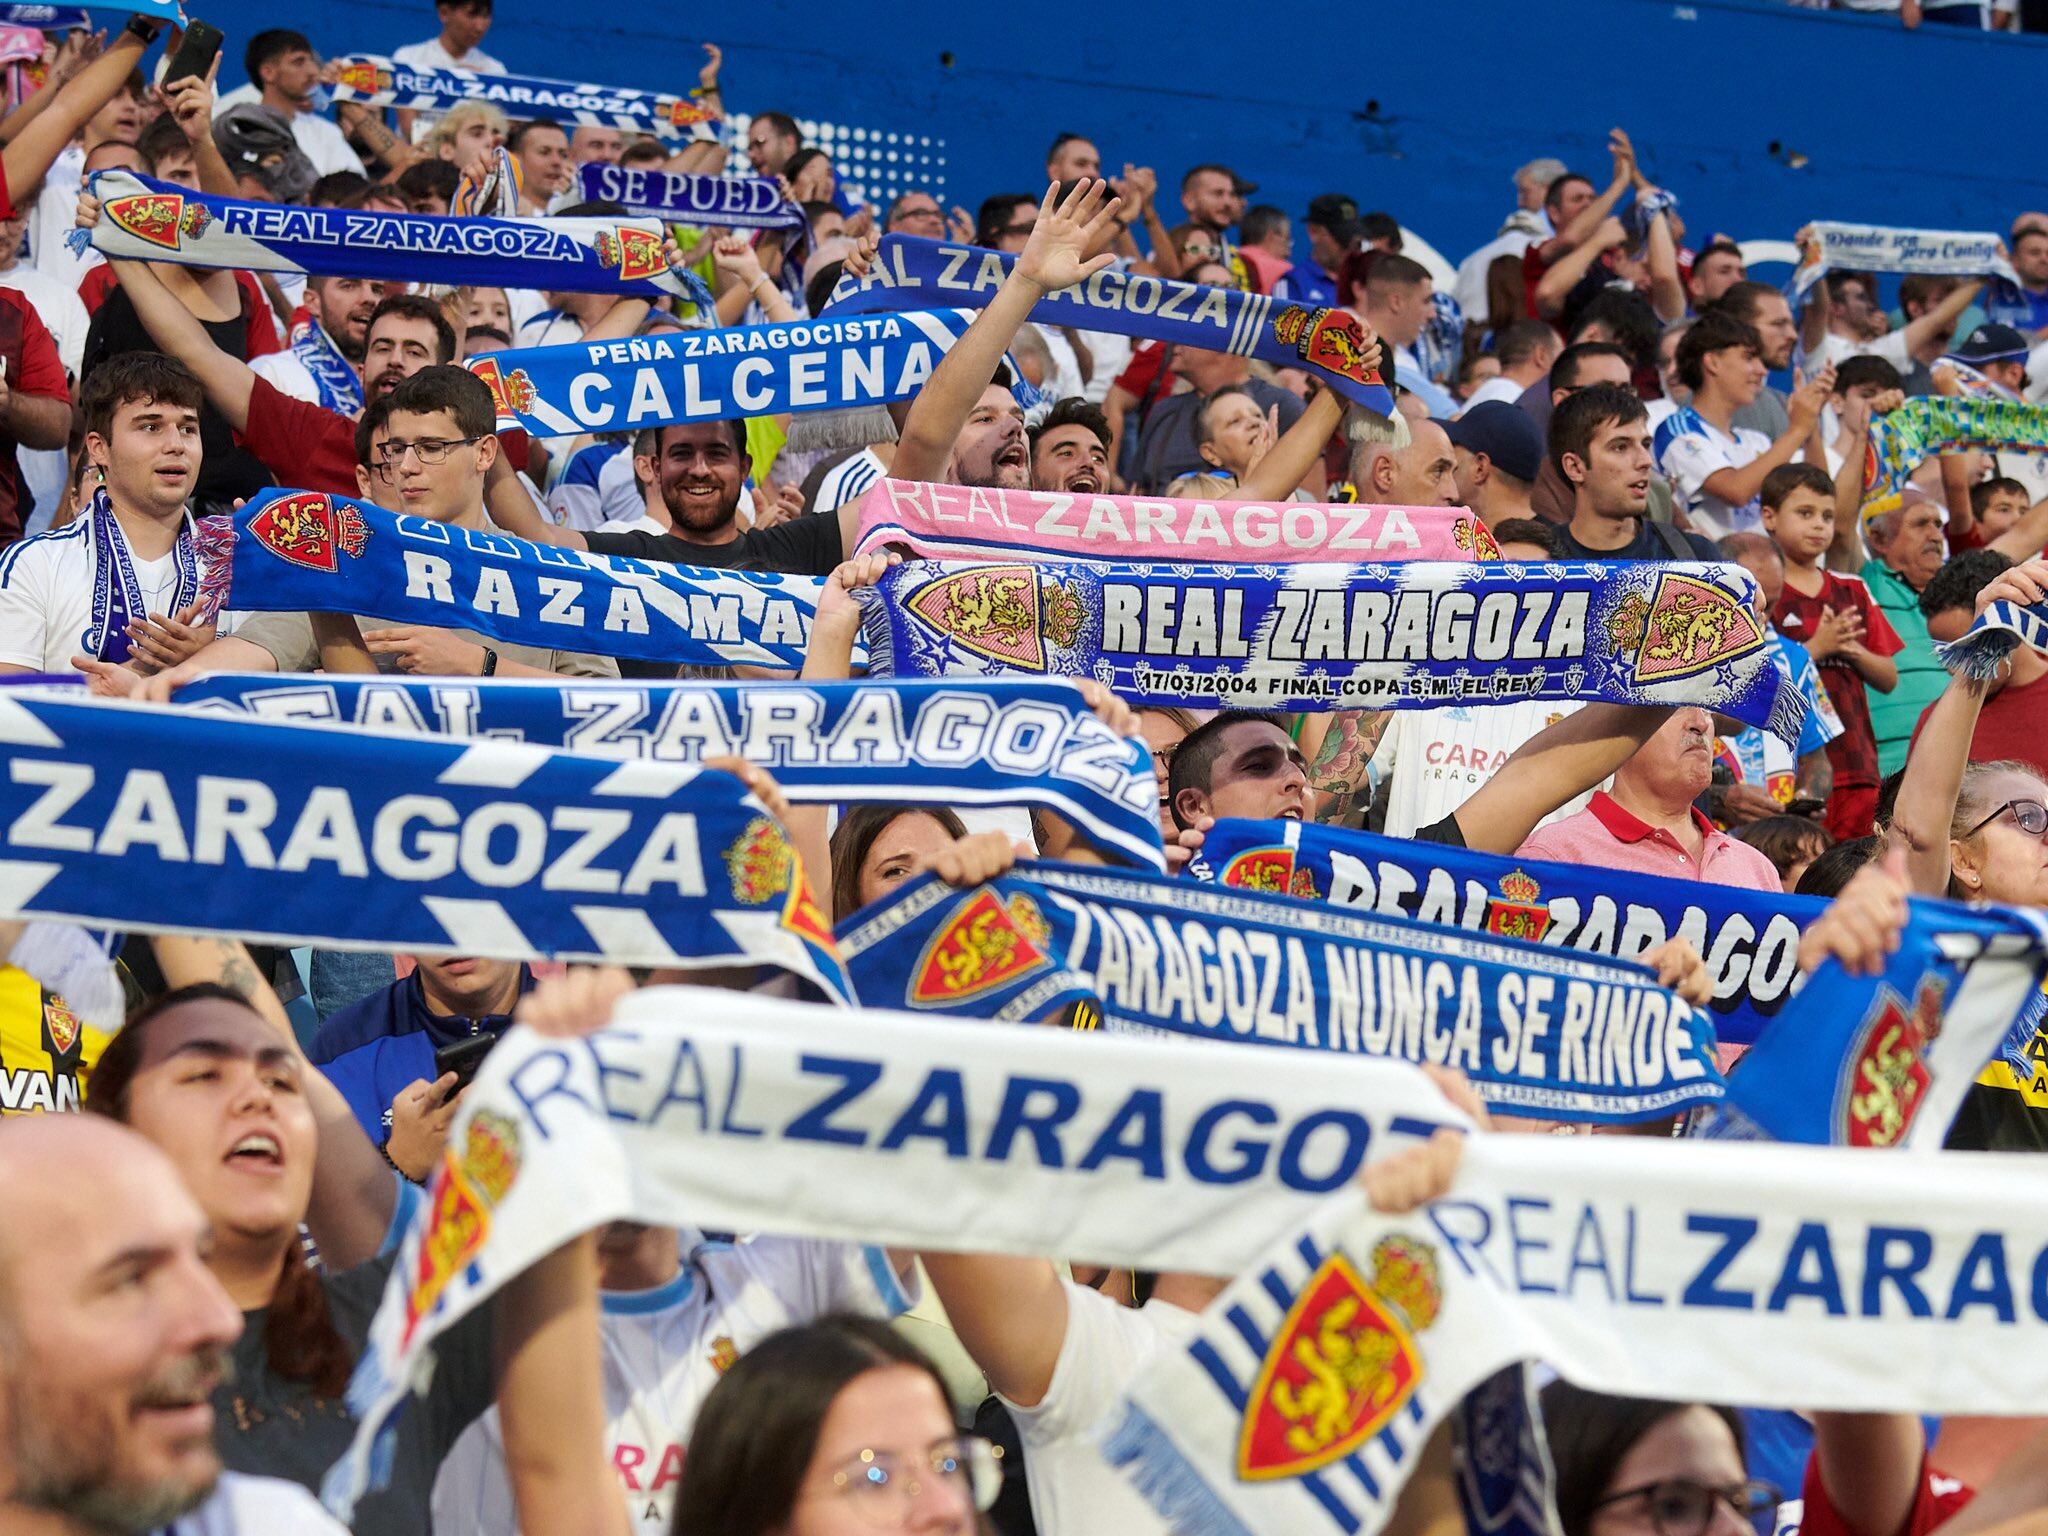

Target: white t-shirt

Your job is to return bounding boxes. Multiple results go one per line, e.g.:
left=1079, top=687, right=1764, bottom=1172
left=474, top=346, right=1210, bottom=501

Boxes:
left=0, top=509, right=191, bottom=672
left=167, top=1471, right=350, bottom=1534
left=391, top=37, right=507, bottom=74
left=1804, top=327, right=1912, bottom=378
left=249, top=348, right=328, bottom=406
left=1452, top=225, right=1543, bottom=320
left=1455, top=373, right=1529, bottom=415
left=810, top=447, right=888, bottom=515
left=431, top=1234, right=914, bottom=1536
left=211, top=87, right=367, bottom=177
left=1374, top=701, right=1592, bottom=840
left=1654, top=404, right=1775, bottom=539
left=547, top=440, right=643, bottom=531
left=516, top=308, right=585, bottom=351
left=1001, top=1281, right=1198, bottom=1536
left=28, top=145, right=100, bottom=291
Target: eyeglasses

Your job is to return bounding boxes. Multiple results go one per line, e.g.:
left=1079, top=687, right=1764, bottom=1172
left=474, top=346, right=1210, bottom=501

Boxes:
left=1963, top=798, right=2048, bottom=840
left=815, top=1436, right=1004, bottom=1522
left=374, top=436, right=482, bottom=467
left=1592, top=1479, right=1782, bottom=1536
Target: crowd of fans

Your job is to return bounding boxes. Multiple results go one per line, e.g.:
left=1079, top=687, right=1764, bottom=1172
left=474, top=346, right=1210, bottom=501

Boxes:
left=0, top=3, right=2039, bottom=1535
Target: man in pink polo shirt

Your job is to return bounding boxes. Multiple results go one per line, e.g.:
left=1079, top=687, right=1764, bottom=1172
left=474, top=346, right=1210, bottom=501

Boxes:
left=1515, top=706, right=1780, bottom=891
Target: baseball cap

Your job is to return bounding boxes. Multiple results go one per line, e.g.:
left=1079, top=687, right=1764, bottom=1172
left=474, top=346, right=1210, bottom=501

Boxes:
left=213, top=104, right=316, bottom=203
left=1952, top=323, right=2031, bottom=366
left=1305, top=192, right=1358, bottom=231
left=1441, top=402, right=1544, bottom=485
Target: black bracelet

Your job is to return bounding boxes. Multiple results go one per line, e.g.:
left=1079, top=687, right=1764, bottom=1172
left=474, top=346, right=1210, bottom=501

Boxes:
left=122, top=14, right=165, bottom=43
left=480, top=646, right=499, bottom=677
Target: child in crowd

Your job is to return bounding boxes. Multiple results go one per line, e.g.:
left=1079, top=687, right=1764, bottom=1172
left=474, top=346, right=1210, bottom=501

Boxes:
left=1734, top=815, right=1835, bottom=895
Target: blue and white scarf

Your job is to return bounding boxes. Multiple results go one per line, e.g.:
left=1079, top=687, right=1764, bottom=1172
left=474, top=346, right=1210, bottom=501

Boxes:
left=857, top=557, right=1806, bottom=737
left=826, top=235, right=1397, bottom=416
left=834, top=864, right=1726, bottom=1124
left=0, top=4, right=90, bottom=25
left=574, top=163, right=806, bottom=233
left=171, top=673, right=1166, bottom=870
left=1188, top=817, right=1817, bottom=1047
left=469, top=308, right=1034, bottom=437
left=0, top=693, right=849, bottom=994
left=80, top=489, right=198, bottom=666
left=327, top=54, right=720, bottom=141
left=77, top=171, right=715, bottom=305
left=286, top=314, right=364, bottom=417
left=214, top=489, right=830, bottom=669
left=1788, top=221, right=2017, bottom=302
left=1937, top=594, right=2048, bottom=680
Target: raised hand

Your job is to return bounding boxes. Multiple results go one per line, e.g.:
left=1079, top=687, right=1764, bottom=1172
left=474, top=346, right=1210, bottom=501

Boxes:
left=1013, top=178, right=1123, bottom=297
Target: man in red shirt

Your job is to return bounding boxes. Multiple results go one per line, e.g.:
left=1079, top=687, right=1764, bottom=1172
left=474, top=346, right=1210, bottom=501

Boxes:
left=0, top=288, right=73, bottom=545
left=1915, top=548, right=2048, bottom=776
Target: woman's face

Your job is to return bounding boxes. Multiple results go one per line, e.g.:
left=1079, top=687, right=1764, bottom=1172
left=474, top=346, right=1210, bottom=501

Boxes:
left=1139, top=710, right=1193, bottom=835
left=1956, top=770, right=2048, bottom=907
left=1589, top=1407, right=1750, bottom=1536
left=857, top=813, right=960, bottom=911
left=1199, top=391, right=1267, bottom=477
left=784, top=1365, right=975, bottom=1536
left=462, top=288, right=511, bottom=333
left=117, top=1001, right=318, bottom=1248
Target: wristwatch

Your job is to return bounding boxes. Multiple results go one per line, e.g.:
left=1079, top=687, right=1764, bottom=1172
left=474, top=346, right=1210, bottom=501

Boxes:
left=122, top=14, right=166, bottom=43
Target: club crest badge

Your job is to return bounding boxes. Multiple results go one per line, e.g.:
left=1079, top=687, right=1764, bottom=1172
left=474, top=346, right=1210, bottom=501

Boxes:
left=105, top=192, right=212, bottom=253
left=594, top=226, right=668, bottom=282
left=403, top=1109, right=523, bottom=1345
left=1220, top=847, right=1320, bottom=902
left=1272, top=306, right=1382, bottom=385
left=1605, top=571, right=1766, bottom=687
left=909, top=888, right=1053, bottom=1006
left=247, top=492, right=368, bottom=573
left=1482, top=870, right=1552, bottom=942
left=1837, top=978, right=1944, bottom=1148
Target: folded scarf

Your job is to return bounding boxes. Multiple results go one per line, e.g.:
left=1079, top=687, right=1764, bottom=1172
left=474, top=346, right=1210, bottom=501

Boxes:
left=853, top=478, right=1498, bottom=564
left=1789, top=221, right=2016, bottom=303
left=1861, top=396, right=2048, bottom=519
left=284, top=314, right=365, bottom=417
left=207, top=490, right=831, bottom=669
left=826, top=235, right=1396, bottom=417
left=0, top=694, right=847, bottom=994
left=78, top=171, right=715, bottom=304
left=834, top=864, right=1725, bottom=1124
left=857, top=557, right=1806, bottom=737
left=1111, top=1130, right=2048, bottom=1536
left=172, top=673, right=1165, bottom=870
left=574, top=162, right=806, bottom=232
left=326, top=987, right=1474, bottom=1518
left=469, top=308, right=1035, bottom=436
left=1935, top=591, right=2048, bottom=680
left=328, top=54, right=719, bottom=140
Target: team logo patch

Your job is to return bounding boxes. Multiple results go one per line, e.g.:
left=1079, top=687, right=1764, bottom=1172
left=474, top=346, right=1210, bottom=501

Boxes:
left=333, top=59, right=392, bottom=94
left=105, top=192, right=212, bottom=252
left=1605, top=572, right=1766, bottom=686
left=1453, top=517, right=1502, bottom=561
left=403, top=1109, right=523, bottom=1345
left=663, top=97, right=720, bottom=128
left=40, top=995, right=79, bottom=1056
left=708, top=1335, right=738, bottom=1373
left=1272, top=306, right=1381, bottom=385
left=594, top=226, right=669, bottom=282
left=904, top=566, right=1057, bottom=668
left=1220, top=847, right=1320, bottom=902
left=1837, top=979, right=1943, bottom=1148
left=1238, top=1235, right=1442, bottom=1481
left=469, top=356, right=540, bottom=417
left=724, top=816, right=795, bottom=905
left=247, top=492, right=368, bottom=573
left=1483, top=870, right=1551, bottom=942
left=909, top=888, right=1052, bottom=1006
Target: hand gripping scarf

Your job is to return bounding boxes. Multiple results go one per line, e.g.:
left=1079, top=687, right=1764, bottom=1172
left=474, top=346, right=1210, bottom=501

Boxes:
left=325, top=988, right=1476, bottom=1519
left=171, top=673, right=1166, bottom=870
left=1934, top=585, right=2048, bottom=681
left=327, top=54, right=720, bottom=140
left=825, top=235, right=1396, bottom=417
left=1860, top=396, right=2048, bottom=519
left=77, top=170, right=716, bottom=305
left=1109, top=1130, right=2048, bottom=1536
left=852, top=478, right=1498, bottom=564
left=283, top=313, right=365, bottom=417
left=856, top=556, right=1806, bottom=737
left=0, top=693, right=847, bottom=992
left=832, top=864, right=1725, bottom=1124
left=75, top=489, right=200, bottom=666
left=573, top=162, right=807, bottom=234
left=467, top=309, right=1035, bottom=437
left=1787, top=221, right=2017, bottom=303
left=207, top=489, right=832, bottom=669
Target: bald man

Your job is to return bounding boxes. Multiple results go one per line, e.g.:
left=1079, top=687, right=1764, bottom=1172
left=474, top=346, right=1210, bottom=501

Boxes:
left=0, top=1115, right=344, bottom=1534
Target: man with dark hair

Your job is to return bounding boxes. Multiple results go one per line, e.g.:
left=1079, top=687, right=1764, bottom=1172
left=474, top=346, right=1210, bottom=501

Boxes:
left=1686, top=239, right=1746, bottom=311
left=1045, top=133, right=1099, bottom=182
left=395, top=158, right=462, bottom=214
left=1358, top=253, right=1454, bottom=416
left=744, top=111, right=803, bottom=178
left=0, top=354, right=202, bottom=673
left=1460, top=319, right=1560, bottom=412
left=1914, top=549, right=2048, bottom=775
left=1029, top=398, right=1111, bottom=495
left=1985, top=222, right=2048, bottom=336
left=974, top=193, right=1040, bottom=251
left=1273, top=192, right=1356, bottom=305
left=1551, top=382, right=1718, bottom=560
left=394, top=0, right=503, bottom=75
left=217, top=28, right=364, bottom=177
left=1180, top=163, right=1250, bottom=242
left=1706, top=280, right=1800, bottom=436
left=508, top=119, right=573, bottom=212
left=250, top=275, right=382, bottom=413
left=1522, top=338, right=1635, bottom=522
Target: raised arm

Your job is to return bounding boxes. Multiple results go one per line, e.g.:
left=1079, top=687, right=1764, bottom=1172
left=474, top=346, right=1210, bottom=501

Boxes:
left=891, top=178, right=1122, bottom=483
left=99, top=249, right=257, bottom=432
left=1807, top=1414, right=1931, bottom=1536
left=1234, top=383, right=1348, bottom=502
left=1641, top=197, right=1685, bottom=325
left=1535, top=218, right=1626, bottom=319
left=1543, top=129, right=1634, bottom=256
left=918, top=1251, right=1071, bottom=1406
left=1452, top=702, right=1673, bottom=855
left=1699, top=367, right=1830, bottom=510
left=2, top=21, right=147, bottom=205
left=1898, top=278, right=1983, bottom=359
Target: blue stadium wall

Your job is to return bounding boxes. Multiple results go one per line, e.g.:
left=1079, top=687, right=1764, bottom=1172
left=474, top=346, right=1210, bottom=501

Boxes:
left=209, top=0, right=2047, bottom=265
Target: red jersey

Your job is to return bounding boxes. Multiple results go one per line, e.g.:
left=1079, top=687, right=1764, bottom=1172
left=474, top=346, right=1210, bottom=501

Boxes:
left=0, top=288, right=69, bottom=547
left=1912, top=665, right=2048, bottom=779
left=1792, top=1451, right=1970, bottom=1536
left=1772, top=569, right=1903, bottom=793
left=239, top=375, right=359, bottom=494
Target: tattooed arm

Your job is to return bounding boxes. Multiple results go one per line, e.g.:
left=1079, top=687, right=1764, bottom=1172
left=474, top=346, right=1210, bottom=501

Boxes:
left=1300, top=710, right=1391, bottom=824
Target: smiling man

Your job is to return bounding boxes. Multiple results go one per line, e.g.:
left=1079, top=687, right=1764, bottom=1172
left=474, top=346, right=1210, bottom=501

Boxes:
left=1029, top=397, right=1112, bottom=495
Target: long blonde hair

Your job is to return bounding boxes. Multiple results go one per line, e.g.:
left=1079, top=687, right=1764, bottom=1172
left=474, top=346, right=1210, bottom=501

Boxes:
left=1946, top=758, right=2046, bottom=899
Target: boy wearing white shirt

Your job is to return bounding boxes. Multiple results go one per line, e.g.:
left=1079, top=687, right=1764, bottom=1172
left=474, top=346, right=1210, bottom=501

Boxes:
left=393, top=0, right=507, bottom=75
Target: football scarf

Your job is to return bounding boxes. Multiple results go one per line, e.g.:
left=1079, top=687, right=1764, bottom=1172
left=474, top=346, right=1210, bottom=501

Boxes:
left=326, top=987, right=1476, bottom=1519
left=573, top=162, right=807, bottom=233
left=826, top=235, right=1396, bottom=416
left=856, top=557, right=1806, bottom=737
left=833, top=864, right=1725, bottom=1124
left=1935, top=595, right=2048, bottom=681
left=1109, top=1130, right=2048, bottom=1536
left=852, top=478, right=1498, bottom=565
left=1861, top=396, right=2048, bottom=518
left=327, top=54, right=720, bottom=140
left=78, top=171, right=715, bottom=304
left=0, top=5, right=92, bottom=25
left=0, top=693, right=847, bottom=993
left=468, top=308, right=1029, bottom=437
left=80, top=491, right=199, bottom=667
left=171, top=673, right=1166, bottom=870
left=1787, top=221, right=2016, bottom=303
left=285, top=315, right=365, bottom=417
left=208, top=489, right=831, bottom=670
